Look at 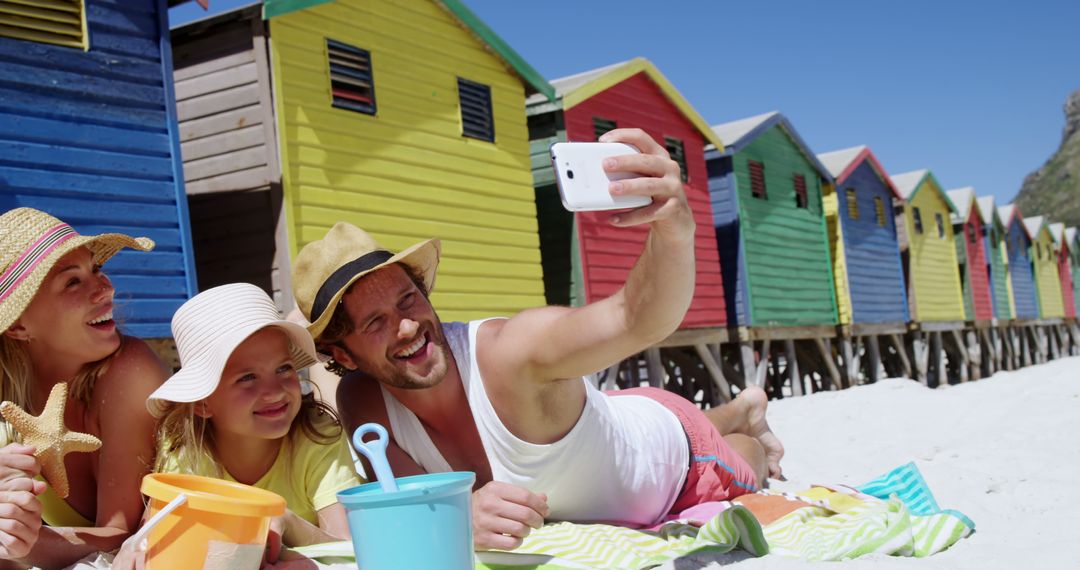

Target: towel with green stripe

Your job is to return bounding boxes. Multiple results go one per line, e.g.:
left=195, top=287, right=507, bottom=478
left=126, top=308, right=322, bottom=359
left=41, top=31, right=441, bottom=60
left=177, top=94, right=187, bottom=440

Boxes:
left=289, top=462, right=974, bottom=569
left=760, top=462, right=974, bottom=560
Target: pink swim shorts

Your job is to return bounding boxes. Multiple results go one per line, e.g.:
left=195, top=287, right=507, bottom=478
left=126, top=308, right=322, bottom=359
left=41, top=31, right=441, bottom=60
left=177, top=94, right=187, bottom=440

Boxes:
left=607, top=387, right=758, bottom=513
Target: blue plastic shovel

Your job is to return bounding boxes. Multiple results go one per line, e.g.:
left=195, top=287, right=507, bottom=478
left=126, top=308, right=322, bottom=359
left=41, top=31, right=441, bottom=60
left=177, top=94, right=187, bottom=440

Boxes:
left=351, top=422, right=399, bottom=493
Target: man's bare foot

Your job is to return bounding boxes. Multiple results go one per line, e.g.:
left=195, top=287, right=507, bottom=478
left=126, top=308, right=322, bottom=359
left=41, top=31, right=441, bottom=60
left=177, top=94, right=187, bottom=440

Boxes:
left=736, top=386, right=785, bottom=479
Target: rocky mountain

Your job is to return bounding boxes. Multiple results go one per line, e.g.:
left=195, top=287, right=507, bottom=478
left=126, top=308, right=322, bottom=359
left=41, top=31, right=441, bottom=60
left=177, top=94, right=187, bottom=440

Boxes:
left=1014, top=88, right=1080, bottom=228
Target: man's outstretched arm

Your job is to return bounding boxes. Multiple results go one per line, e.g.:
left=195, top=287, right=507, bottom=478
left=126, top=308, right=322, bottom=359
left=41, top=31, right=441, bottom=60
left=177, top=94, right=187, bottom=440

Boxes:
left=488, top=127, right=697, bottom=385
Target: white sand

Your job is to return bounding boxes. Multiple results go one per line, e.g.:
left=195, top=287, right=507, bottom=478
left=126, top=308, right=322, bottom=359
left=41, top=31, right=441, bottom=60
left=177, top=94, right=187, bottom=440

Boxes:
left=674, top=355, right=1080, bottom=569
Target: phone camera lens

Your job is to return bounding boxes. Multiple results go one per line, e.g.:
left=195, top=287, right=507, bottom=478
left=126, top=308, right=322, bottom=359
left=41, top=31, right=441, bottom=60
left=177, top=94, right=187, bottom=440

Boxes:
left=567, top=170, right=574, bottom=179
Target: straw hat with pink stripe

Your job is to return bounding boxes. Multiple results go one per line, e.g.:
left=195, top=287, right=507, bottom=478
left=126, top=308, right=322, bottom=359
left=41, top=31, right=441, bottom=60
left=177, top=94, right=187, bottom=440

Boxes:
left=0, top=207, right=154, bottom=331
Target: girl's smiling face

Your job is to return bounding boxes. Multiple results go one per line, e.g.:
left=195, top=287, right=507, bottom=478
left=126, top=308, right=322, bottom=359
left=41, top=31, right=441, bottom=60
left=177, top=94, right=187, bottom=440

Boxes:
left=201, top=327, right=302, bottom=444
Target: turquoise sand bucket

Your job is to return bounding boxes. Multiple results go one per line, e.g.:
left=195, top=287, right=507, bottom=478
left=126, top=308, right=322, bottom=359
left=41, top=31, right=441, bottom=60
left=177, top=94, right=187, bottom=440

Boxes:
left=339, top=424, right=476, bottom=570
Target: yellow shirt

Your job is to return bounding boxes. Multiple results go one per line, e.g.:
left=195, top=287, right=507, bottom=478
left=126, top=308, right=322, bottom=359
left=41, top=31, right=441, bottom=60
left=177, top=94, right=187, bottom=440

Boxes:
left=159, top=433, right=363, bottom=525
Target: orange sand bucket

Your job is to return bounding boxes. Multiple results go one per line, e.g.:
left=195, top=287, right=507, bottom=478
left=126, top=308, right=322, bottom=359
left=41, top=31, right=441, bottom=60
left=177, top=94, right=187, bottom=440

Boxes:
left=140, top=473, right=286, bottom=570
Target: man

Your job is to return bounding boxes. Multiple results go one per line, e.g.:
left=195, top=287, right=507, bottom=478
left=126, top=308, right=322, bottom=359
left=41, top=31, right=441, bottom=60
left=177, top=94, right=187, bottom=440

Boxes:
left=292, top=129, right=784, bottom=550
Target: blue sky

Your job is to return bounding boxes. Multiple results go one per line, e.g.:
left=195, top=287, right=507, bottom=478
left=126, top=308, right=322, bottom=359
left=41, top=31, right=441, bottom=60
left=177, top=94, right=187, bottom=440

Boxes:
left=170, top=0, right=1080, bottom=206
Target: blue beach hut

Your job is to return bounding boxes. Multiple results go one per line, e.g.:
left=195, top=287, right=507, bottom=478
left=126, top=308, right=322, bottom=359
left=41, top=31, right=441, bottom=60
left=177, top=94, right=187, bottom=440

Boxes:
left=998, top=205, right=1039, bottom=320
left=0, top=0, right=202, bottom=338
left=817, top=145, right=908, bottom=329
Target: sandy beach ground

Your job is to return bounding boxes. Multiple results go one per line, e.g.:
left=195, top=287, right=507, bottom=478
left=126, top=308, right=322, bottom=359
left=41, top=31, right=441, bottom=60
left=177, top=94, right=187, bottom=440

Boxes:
left=670, top=355, right=1080, bottom=569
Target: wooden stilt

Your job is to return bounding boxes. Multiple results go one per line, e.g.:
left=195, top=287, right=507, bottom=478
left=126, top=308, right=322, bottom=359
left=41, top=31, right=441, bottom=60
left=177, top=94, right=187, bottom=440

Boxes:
left=717, top=346, right=745, bottom=391
left=946, top=330, right=969, bottom=383
left=980, top=329, right=996, bottom=376
left=755, top=340, right=771, bottom=390
left=964, top=329, right=982, bottom=380
left=694, top=343, right=732, bottom=403
left=1032, top=327, right=1045, bottom=364
left=1001, top=327, right=1013, bottom=370
left=1016, top=326, right=1025, bottom=368
left=1049, top=325, right=1063, bottom=361
left=987, top=328, right=998, bottom=374
left=840, top=337, right=859, bottom=387
left=998, top=327, right=1009, bottom=370
left=784, top=340, right=802, bottom=396
left=911, top=331, right=929, bottom=384
left=865, top=335, right=881, bottom=383
left=813, top=338, right=841, bottom=390
left=627, top=353, right=642, bottom=387
left=1018, top=327, right=1031, bottom=367
left=1006, top=327, right=1017, bottom=370
left=888, top=333, right=912, bottom=379
left=645, top=347, right=664, bottom=388
left=768, top=343, right=784, bottom=397
left=927, top=331, right=944, bottom=388
left=602, top=361, right=620, bottom=391
left=739, top=342, right=757, bottom=388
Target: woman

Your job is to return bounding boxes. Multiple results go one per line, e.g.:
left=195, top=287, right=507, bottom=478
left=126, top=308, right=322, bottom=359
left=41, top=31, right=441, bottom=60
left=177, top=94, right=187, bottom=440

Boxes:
left=0, top=207, right=168, bottom=567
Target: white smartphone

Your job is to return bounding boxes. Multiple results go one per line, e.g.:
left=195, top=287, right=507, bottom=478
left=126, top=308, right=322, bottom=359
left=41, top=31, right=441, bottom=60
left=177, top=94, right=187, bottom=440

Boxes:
left=550, top=142, right=653, bottom=211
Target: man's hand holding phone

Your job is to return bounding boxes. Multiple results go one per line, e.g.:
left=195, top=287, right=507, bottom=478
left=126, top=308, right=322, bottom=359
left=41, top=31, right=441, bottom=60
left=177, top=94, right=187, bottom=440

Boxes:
left=601, top=129, right=694, bottom=241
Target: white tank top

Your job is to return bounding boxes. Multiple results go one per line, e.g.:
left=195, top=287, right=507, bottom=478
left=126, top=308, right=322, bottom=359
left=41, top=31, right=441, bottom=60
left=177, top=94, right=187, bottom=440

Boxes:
left=380, top=319, right=689, bottom=527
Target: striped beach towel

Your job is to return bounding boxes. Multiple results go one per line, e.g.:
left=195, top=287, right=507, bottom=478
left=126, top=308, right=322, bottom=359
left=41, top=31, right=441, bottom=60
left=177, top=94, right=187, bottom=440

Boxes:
left=763, top=462, right=975, bottom=560
left=288, top=462, right=973, bottom=569
left=859, top=461, right=976, bottom=529
left=289, top=505, right=767, bottom=569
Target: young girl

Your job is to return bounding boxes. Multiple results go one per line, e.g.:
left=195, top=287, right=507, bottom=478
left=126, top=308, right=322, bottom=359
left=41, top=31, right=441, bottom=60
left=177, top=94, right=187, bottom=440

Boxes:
left=146, top=283, right=362, bottom=558
left=0, top=207, right=167, bottom=567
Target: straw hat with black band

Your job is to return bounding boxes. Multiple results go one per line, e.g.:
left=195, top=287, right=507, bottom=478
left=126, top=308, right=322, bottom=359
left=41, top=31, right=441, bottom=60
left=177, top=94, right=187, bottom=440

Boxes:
left=0, top=207, right=154, bottom=332
left=292, top=222, right=441, bottom=340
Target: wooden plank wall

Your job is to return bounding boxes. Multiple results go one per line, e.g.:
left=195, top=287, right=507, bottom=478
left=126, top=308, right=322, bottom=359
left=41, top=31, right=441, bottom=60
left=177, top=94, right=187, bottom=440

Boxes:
left=526, top=111, right=577, bottom=306
left=269, top=0, right=545, bottom=322
left=822, top=183, right=851, bottom=324
left=733, top=127, right=837, bottom=327
left=961, top=211, right=994, bottom=320
left=564, top=72, right=726, bottom=328
left=0, top=0, right=195, bottom=338
left=173, top=15, right=272, bottom=195
left=903, top=180, right=965, bottom=322
left=1057, top=244, right=1076, bottom=318
left=705, top=151, right=750, bottom=326
left=837, top=161, right=908, bottom=325
left=1071, top=242, right=1080, bottom=317
left=1031, top=228, right=1064, bottom=318
left=1005, top=222, right=1039, bottom=319
left=172, top=11, right=292, bottom=312
left=985, top=222, right=1013, bottom=319
left=954, top=219, right=974, bottom=320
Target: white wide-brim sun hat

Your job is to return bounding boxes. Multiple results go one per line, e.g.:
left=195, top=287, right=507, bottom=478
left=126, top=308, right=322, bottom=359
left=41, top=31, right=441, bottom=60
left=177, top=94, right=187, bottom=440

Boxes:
left=147, top=283, right=319, bottom=417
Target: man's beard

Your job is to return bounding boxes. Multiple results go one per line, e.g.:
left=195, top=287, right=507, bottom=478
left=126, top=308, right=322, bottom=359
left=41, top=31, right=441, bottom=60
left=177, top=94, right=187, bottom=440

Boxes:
left=355, top=328, right=451, bottom=390
left=382, top=340, right=450, bottom=390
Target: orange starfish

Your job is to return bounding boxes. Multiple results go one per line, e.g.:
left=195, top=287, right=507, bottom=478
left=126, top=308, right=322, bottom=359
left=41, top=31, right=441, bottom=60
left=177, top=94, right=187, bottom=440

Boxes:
left=0, top=383, right=101, bottom=498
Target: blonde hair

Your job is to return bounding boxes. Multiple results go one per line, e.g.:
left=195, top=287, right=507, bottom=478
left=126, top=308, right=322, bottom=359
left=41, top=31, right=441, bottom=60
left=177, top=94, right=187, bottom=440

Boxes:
left=153, top=388, right=343, bottom=475
left=0, top=334, right=124, bottom=444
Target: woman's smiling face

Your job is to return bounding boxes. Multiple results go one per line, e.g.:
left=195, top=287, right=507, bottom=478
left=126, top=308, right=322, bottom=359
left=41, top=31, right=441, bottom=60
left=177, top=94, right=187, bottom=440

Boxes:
left=12, top=247, right=120, bottom=365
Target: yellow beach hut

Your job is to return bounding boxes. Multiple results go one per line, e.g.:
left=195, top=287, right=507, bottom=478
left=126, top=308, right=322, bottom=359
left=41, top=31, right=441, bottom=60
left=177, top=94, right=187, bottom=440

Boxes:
left=890, top=170, right=965, bottom=323
left=1024, top=216, right=1065, bottom=319
left=172, top=0, right=555, bottom=321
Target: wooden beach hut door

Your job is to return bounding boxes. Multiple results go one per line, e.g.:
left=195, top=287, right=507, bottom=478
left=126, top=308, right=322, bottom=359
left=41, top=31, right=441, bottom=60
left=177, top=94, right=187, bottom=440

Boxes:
left=172, top=11, right=294, bottom=312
